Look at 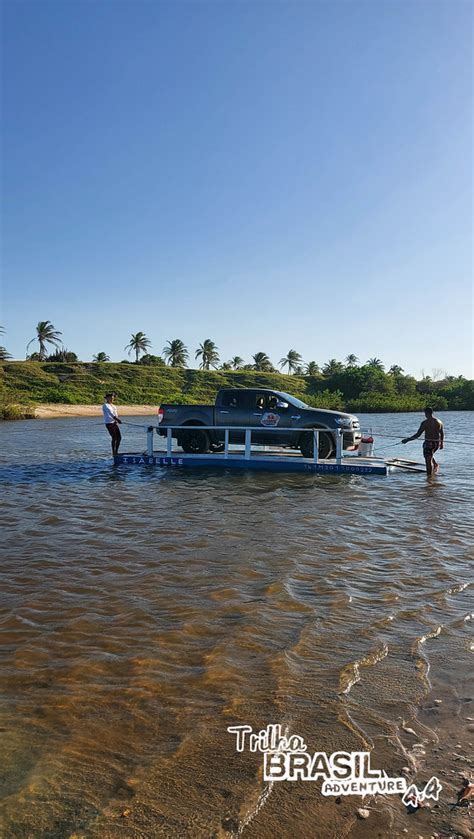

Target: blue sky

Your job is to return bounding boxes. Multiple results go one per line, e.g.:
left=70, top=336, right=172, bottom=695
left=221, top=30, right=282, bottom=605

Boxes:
left=2, top=0, right=472, bottom=377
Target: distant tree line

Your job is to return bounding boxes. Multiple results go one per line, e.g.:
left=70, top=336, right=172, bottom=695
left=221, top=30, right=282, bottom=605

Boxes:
left=1, top=321, right=472, bottom=410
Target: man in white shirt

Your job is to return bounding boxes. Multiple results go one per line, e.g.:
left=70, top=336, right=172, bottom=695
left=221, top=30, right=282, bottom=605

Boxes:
left=102, top=392, right=122, bottom=455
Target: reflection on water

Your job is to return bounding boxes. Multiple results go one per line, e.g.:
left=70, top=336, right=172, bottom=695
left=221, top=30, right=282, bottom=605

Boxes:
left=0, top=412, right=473, bottom=838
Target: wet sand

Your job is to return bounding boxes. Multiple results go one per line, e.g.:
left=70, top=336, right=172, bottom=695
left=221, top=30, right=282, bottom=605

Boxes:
left=35, top=404, right=158, bottom=419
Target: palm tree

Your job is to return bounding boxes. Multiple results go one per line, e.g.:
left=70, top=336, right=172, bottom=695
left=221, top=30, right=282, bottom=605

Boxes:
left=366, top=357, right=385, bottom=371
left=124, top=332, right=151, bottom=363
left=305, top=361, right=320, bottom=376
left=230, top=356, right=244, bottom=370
left=0, top=326, right=11, bottom=360
left=27, top=321, right=63, bottom=360
left=388, top=364, right=404, bottom=376
left=163, top=339, right=189, bottom=367
left=322, top=359, right=344, bottom=376
left=195, top=339, right=220, bottom=370
left=252, top=352, right=273, bottom=372
left=93, top=352, right=110, bottom=362
left=345, top=354, right=359, bottom=367
left=279, top=349, right=303, bottom=374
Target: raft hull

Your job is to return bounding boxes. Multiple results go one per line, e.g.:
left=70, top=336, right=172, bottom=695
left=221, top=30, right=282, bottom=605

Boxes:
left=114, top=452, right=388, bottom=476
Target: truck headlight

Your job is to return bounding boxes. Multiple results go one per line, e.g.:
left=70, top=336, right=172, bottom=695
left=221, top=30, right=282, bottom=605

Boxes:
left=335, top=418, right=352, bottom=428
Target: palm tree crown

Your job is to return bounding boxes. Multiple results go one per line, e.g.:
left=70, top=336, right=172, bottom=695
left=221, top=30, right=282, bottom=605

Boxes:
left=345, top=354, right=359, bottom=367
left=366, top=357, right=385, bottom=371
left=230, top=356, right=244, bottom=370
left=305, top=361, right=320, bottom=376
left=388, top=364, right=404, bottom=376
left=195, top=339, right=219, bottom=370
left=279, top=349, right=303, bottom=374
left=163, top=339, right=189, bottom=367
left=93, top=352, right=110, bottom=362
left=0, top=326, right=11, bottom=359
left=27, top=321, right=63, bottom=360
left=124, top=332, right=151, bottom=363
left=252, top=352, right=273, bottom=372
left=323, top=359, right=344, bottom=376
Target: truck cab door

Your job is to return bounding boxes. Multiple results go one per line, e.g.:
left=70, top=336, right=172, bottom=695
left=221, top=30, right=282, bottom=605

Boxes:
left=250, top=392, right=295, bottom=446
left=215, top=390, right=252, bottom=443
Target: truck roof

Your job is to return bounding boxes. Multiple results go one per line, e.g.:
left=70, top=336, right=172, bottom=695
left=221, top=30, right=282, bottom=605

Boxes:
left=219, top=387, right=279, bottom=393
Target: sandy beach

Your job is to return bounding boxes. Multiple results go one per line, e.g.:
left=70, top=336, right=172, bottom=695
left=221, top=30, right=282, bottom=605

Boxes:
left=35, top=404, right=158, bottom=419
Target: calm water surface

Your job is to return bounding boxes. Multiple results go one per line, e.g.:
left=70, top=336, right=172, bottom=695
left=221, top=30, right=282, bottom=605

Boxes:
left=1, top=412, right=473, bottom=839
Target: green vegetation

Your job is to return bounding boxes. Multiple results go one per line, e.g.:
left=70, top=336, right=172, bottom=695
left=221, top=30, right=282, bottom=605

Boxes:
left=0, top=376, right=36, bottom=419
left=1, top=401, right=36, bottom=420
left=8, top=320, right=471, bottom=415
left=1, top=361, right=473, bottom=419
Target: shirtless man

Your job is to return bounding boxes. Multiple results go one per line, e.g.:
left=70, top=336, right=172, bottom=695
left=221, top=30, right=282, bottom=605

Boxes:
left=402, top=407, right=444, bottom=476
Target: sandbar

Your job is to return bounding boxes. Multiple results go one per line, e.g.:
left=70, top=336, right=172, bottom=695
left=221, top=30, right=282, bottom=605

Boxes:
left=35, top=404, right=158, bottom=419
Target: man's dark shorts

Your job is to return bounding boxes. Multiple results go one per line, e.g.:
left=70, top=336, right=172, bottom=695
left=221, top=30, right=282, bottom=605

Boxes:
left=423, top=440, right=439, bottom=458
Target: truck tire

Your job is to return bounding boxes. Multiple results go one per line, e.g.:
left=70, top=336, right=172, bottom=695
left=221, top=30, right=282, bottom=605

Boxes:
left=300, top=430, right=334, bottom=460
left=180, top=429, right=210, bottom=454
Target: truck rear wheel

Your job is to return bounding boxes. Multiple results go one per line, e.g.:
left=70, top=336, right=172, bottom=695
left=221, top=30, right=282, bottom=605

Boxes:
left=180, top=429, right=210, bottom=454
left=300, top=430, right=334, bottom=460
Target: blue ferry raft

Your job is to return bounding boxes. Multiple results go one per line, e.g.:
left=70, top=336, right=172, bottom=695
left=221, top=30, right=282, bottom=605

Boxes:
left=114, top=424, right=391, bottom=476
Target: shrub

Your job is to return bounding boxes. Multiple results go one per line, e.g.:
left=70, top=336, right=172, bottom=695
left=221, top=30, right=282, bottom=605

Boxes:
left=138, top=354, right=165, bottom=366
left=1, top=403, right=36, bottom=420
left=305, top=390, right=345, bottom=410
left=46, top=349, right=79, bottom=362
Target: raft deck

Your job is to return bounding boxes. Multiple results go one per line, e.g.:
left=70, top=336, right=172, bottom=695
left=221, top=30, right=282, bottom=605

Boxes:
left=114, top=424, right=391, bottom=475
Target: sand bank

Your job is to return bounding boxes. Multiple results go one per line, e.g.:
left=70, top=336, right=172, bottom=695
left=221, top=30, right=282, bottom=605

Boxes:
left=35, top=404, right=158, bottom=419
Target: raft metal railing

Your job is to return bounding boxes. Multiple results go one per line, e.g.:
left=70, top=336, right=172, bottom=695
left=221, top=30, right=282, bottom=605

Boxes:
left=147, top=424, right=346, bottom=465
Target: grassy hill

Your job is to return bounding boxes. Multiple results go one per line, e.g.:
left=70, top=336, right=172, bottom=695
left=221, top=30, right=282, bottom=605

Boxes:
left=1, top=361, right=472, bottom=419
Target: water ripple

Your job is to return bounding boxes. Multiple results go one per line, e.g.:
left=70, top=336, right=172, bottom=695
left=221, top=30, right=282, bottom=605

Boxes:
left=0, top=412, right=473, bottom=837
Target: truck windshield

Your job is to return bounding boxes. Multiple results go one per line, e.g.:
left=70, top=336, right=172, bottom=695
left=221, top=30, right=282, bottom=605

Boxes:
left=276, top=392, right=309, bottom=409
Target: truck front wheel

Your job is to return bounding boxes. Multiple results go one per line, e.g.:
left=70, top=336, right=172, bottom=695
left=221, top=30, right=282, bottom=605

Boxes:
left=300, top=430, right=334, bottom=460
left=180, top=429, right=210, bottom=454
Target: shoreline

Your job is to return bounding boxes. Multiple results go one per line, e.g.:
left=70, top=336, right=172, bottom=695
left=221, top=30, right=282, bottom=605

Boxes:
left=27, top=403, right=472, bottom=420
left=34, top=404, right=158, bottom=419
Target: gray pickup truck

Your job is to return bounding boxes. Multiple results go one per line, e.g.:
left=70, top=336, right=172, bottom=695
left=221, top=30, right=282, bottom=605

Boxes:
left=158, top=388, right=361, bottom=459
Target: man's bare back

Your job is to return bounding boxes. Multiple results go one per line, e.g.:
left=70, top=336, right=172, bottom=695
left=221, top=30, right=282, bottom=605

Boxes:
left=402, top=408, right=444, bottom=476
left=418, top=416, right=443, bottom=441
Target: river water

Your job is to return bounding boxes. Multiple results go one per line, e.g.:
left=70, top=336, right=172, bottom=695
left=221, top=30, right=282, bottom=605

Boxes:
left=0, top=412, right=473, bottom=839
